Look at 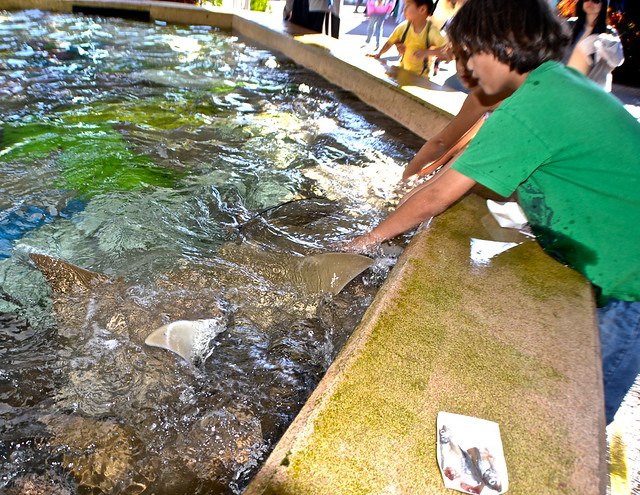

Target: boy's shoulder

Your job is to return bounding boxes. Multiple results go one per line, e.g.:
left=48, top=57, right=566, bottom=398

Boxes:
left=529, top=60, right=563, bottom=78
left=389, top=20, right=411, bottom=38
left=427, top=19, right=446, bottom=43
left=505, top=61, right=635, bottom=127
left=514, top=60, right=576, bottom=91
left=527, top=60, right=599, bottom=91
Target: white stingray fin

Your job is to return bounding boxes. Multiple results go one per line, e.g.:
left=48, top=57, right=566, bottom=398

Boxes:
left=294, top=253, right=374, bottom=295
left=144, top=318, right=225, bottom=364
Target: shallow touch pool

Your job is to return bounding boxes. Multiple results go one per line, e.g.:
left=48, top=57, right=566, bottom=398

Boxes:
left=0, top=9, right=423, bottom=494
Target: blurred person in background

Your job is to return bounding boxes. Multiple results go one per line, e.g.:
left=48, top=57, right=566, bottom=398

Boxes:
left=565, top=0, right=624, bottom=91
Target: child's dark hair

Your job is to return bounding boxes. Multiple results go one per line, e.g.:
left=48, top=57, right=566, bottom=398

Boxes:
left=412, top=0, right=436, bottom=15
left=448, top=0, right=570, bottom=74
left=571, top=0, right=609, bottom=44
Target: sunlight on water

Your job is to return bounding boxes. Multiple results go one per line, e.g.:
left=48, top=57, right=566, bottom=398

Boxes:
left=0, top=9, right=423, bottom=494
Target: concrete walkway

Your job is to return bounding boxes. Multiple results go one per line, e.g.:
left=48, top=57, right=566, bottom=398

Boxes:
left=270, top=0, right=640, bottom=120
left=269, top=0, right=402, bottom=56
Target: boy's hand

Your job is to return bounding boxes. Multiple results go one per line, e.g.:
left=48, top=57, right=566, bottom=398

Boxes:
left=342, top=233, right=379, bottom=253
left=438, top=44, right=454, bottom=62
left=413, top=49, right=430, bottom=60
left=367, top=52, right=382, bottom=59
left=395, top=175, right=420, bottom=196
left=395, top=42, right=406, bottom=55
left=390, top=183, right=412, bottom=203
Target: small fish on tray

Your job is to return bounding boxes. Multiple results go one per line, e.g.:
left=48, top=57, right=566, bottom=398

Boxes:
left=436, top=412, right=508, bottom=494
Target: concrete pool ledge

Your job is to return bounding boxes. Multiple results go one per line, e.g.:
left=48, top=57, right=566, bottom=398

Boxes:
left=245, top=194, right=606, bottom=494
left=0, top=1, right=607, bottom=492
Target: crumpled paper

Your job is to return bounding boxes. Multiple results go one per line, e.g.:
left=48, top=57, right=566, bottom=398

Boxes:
left=486, top=200, right=528, bottom=230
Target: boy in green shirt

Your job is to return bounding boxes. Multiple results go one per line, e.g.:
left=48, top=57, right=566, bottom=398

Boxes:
left=348, top=0, right=640, bottom=423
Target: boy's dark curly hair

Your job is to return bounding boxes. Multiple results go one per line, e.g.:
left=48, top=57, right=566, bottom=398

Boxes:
left=448, top=0, right=571, bottom=74
left=413, top=0, right=436, bottom=15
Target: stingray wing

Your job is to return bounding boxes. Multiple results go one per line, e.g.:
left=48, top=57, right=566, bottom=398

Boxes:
left=30, top=253, right=111, bottom=293
left=293, top=253, right=374, bottom=295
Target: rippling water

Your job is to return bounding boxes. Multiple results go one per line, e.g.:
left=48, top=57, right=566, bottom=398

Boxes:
left=0, top=9, right=422, bottom=494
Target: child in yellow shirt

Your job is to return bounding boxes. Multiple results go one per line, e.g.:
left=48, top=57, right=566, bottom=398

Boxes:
left=370, top=0, right=446, bottom=76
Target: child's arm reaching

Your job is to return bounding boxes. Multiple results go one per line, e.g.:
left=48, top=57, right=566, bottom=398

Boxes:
left=412, top=45, right=448, bottom=61
left=368, top=40, right=396, bottom=59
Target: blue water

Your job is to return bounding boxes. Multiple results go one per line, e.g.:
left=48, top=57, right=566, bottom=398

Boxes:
left=0, top=200, right=86, bottom=258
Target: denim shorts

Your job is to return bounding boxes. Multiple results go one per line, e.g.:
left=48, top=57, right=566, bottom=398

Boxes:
left=597, top=298, right=640, bottom=424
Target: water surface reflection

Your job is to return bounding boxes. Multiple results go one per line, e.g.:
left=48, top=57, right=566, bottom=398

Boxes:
left=0, top=9, right=422, bottom=493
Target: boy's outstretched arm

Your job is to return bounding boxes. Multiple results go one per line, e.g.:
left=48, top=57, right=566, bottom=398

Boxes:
left=413, top=46, right=448, bottom=61
left=346, top=168, right=477, bottom=250
left=369, top=40, right=395, bottom=59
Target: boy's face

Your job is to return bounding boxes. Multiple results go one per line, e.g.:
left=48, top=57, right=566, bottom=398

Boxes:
left=466, top=52, right=524, bottom=94
left=453, top=50, right=477, bottom=90
left=403, top=0, right=428, bottom=22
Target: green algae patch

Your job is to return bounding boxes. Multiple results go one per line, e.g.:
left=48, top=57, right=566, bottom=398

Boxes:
left=1, top=123, right=70, bottom=160
left=1, top=123, right=183, bottom=196
left=56, top=131, right=181, bottom=194
left=494, top=241, right=586, bottom=304
left=57, top=96, right=226, bottom=130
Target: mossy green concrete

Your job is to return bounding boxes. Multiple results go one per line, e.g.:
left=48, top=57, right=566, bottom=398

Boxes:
left=246, top=195, right=606, bottom=495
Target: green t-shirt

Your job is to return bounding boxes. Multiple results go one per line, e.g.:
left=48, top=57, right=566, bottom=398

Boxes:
left=453, top=61, right=640, bottom=304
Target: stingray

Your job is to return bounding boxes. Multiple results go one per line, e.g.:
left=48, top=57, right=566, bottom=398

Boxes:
left=29, top=250, right=373, bottom=363
left=132, top=69, right=235, bottom=91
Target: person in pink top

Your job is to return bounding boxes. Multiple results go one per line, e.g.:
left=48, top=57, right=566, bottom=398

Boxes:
left=364, top=0, right=395, bottom=50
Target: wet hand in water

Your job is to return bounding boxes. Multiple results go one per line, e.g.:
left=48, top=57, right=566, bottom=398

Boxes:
left=339, top=234, right=379, bottom=254
left=393, top=176, right=420, bottom=199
